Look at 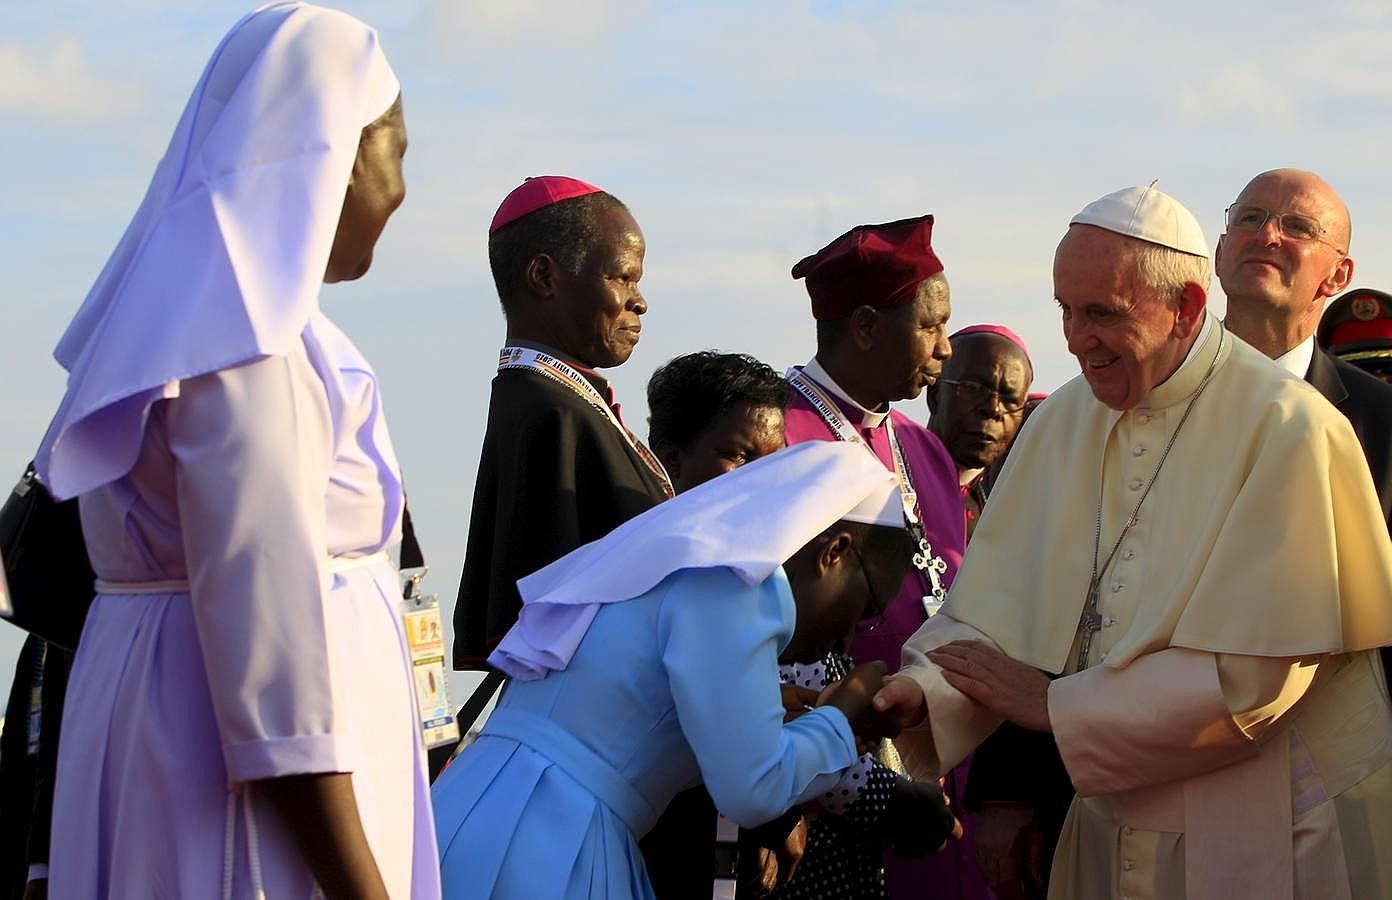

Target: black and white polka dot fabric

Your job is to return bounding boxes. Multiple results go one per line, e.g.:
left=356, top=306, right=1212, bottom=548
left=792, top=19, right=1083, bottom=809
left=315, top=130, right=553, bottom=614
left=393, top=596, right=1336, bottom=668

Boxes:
left=773, top=653, right=900, bottom=900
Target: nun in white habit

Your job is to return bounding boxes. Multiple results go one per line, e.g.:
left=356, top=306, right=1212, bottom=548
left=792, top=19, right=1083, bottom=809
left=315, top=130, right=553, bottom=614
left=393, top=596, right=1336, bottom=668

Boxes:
left=34, top=3, right=436, bottom=898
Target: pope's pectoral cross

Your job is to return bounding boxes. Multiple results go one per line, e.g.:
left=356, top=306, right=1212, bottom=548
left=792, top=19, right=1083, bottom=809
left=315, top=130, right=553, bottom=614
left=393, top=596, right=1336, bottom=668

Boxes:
left=914, top=538, right=948, bottom=616
left=1075, top=579, right=1104, bottom=670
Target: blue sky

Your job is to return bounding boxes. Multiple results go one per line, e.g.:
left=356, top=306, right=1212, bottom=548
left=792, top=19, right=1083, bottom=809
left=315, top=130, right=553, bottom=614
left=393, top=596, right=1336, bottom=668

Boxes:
left=5, top=0, right=1392, bottom=695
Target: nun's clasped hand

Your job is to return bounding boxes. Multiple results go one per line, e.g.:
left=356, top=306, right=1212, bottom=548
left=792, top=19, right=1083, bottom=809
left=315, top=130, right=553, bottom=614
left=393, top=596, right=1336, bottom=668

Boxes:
left=928, top=641, right=1052, bottom=733
left=818, top=661, right=902, bottom=743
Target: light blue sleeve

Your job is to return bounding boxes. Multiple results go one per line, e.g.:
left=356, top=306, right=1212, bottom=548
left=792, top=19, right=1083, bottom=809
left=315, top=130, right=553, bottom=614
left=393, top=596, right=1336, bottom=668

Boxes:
left=657, top=567, right=859, bottom=828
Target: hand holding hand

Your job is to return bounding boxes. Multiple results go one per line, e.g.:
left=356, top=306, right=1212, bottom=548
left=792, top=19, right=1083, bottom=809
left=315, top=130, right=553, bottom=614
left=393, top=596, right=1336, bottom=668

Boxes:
left=817, top=661, right=889, bottom=739
left=927, top=641, right=1052, bottom=732
left=779, top=684, right=820, bottom=724
left=871, top=674, right=928, bottom=732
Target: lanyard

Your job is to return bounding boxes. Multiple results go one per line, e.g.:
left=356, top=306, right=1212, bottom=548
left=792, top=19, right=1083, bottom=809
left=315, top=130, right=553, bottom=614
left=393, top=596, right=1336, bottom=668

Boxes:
left=499, top=347, right=674, bottom=498
left=784, top=368, right=919, bottom=525
left=785, top=367, right=950, bottom=615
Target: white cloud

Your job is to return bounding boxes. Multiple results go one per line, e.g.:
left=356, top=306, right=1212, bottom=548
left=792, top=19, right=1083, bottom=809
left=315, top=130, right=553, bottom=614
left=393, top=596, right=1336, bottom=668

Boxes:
left=415, top=0, right=650, bottom=61
left=0, top=35, right=139, bottom=126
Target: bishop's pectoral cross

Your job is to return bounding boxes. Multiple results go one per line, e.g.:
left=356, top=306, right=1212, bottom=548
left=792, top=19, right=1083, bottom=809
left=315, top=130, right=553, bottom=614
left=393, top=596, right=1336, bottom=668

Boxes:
left=913, top=537, right=949, bottom=617
left=1075, top=578, right=1105, bottom=671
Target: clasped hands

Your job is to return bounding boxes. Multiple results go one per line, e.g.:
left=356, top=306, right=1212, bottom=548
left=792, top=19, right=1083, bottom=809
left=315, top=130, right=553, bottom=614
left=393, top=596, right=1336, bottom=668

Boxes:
left=871, top=640, right=1054, bottom=734
left=779, top=661, right=901, bottom=748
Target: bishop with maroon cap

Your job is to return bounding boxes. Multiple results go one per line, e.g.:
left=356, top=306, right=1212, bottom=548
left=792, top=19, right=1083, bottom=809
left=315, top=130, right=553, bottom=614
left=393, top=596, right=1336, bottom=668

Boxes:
left=452, top=177, right=727, bottom=900
left=784, top=214, right=963, bottom=668
left=455, top=176, right=670, bottom=673
left=779, top=215, right=975, bottom=900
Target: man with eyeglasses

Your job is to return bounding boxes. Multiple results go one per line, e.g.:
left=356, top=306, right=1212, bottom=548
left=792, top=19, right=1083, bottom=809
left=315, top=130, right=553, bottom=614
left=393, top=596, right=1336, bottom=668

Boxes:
left=1218, top=168, right=1392, bottom=527
left=1219, top=169, right=1392, bottom=713
left=875, top=184, right=1392, bottom=899
left=926, top=325, right=1035, bottom=541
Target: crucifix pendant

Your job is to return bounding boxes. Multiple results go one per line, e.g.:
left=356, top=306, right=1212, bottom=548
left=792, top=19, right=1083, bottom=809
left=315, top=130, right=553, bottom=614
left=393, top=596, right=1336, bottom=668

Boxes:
left=913, top=538, right=948, bottom=617
left=1075, top=579, right=1104, bottom=671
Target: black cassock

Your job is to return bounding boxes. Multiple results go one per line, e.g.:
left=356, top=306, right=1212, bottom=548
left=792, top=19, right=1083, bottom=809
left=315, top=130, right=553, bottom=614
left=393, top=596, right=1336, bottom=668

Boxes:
left=453, top=365, right=669, bottom=670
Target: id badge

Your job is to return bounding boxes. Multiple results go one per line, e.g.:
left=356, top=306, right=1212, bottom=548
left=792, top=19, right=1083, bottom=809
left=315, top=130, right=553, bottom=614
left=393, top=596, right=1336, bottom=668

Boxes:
left=402, top=570, right=460, bottom=749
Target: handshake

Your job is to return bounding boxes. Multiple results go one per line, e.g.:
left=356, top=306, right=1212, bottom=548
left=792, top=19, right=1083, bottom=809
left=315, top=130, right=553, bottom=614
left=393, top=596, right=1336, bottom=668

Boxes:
left=780, top=661, right=924, bottom=747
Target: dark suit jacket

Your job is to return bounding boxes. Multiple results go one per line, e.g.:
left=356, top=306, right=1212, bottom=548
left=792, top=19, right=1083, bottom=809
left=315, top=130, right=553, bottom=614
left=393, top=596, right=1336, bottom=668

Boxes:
left=1305, top=347, right=1392, bottom=695
left=1305, top=347, right=1392, bottom=525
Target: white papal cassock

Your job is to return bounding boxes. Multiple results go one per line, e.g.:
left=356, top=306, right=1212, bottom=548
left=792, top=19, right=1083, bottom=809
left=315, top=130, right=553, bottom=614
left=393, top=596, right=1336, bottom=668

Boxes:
left=896, top=313, right=1392, bottom=900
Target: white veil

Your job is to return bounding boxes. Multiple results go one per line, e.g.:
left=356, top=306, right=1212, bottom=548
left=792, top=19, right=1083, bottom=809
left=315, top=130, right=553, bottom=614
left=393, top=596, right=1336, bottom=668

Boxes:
left=36, top=1, right=400, bottom=499
left=491, top=442, right=901, bottom=680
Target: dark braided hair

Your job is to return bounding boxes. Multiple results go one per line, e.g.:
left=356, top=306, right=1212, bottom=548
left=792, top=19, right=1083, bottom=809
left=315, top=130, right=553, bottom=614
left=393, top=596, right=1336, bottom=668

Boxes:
left=646, top=351, right=790, bottom=449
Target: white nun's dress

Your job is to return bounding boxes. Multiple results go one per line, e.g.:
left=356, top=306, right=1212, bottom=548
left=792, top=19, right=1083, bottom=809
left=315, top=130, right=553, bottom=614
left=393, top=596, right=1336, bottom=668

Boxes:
left=33, top=4, right=439, bottom=897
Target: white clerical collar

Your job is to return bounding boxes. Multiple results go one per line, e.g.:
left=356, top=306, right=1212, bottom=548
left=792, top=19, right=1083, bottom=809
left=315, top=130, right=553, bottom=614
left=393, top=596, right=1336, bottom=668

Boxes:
left=802, top=357, right=890, bottom=428
left=1177, top=311, right=1217, bottom=372
left=1139, top=312, right=1218, bottom=410
left=1273, top=334, right=1316, bottom=379
left=959, top=467, right=984, bottom=487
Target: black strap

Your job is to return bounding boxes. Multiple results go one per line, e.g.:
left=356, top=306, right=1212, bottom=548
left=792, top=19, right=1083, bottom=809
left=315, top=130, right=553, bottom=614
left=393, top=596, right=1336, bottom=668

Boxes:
left=457, top=669, right=506, bottom=733
left=427, top=670, right=507, bottom=782
left=399, top=499, right=425, bottom=570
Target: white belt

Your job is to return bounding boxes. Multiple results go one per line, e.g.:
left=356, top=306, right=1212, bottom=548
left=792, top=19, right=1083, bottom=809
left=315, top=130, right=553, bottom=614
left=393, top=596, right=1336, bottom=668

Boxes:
left=94, top=551, right=392, bottom=595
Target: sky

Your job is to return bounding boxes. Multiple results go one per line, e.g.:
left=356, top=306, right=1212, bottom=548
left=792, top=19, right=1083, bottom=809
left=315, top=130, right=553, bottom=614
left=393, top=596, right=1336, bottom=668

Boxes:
left=5, top=0, right=1392, bottom=698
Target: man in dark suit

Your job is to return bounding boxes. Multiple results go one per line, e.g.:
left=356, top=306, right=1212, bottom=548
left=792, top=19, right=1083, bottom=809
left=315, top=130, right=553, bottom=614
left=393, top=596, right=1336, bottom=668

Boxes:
left=1218, top=169, right=1392, bottom=700
left=1217, top=169, right=1392, bottom=520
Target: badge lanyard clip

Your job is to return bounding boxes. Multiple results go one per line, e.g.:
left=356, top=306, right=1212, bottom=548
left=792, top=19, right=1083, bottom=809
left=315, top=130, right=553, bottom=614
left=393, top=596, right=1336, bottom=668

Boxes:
left=401, top=566, right=460, bottom=749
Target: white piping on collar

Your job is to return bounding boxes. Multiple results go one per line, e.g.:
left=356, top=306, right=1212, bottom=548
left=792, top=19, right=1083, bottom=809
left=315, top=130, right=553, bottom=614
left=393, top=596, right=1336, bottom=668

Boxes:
left=802, top=357, right=890, bottom=429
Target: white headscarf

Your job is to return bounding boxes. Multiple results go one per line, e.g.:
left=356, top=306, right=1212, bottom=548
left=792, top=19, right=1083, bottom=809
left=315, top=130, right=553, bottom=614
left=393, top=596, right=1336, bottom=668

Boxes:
left=490, top=441, right=901, bottom=680
left=36, top=2, right=400, bottom=499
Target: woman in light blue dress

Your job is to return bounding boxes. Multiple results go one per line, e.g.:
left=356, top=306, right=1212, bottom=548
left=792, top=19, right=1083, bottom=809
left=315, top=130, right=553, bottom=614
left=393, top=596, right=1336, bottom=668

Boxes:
left=433, top=442, right=927, bottom=898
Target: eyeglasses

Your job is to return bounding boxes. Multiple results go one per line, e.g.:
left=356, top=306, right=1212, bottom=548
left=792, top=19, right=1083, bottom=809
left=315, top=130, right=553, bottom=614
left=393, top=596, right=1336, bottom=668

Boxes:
left=1224, top=204, right=1346, bottom=254
left=937, top=378, right=1028, bottom=413
left=850, top=543, right=889, bottom=632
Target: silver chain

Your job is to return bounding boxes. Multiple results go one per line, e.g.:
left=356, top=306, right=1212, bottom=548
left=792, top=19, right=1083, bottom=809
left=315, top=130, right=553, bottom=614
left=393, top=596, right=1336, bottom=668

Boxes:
left=1076, top=328, right=1226, bottom=672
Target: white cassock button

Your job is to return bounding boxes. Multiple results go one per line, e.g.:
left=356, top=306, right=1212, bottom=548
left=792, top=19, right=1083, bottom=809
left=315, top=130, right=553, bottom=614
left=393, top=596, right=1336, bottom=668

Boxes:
left=1137, top=414, right=1151, bottom=424
left=1122, top=825, right=1134, bottom=835
left=1103, top=616, right=1118, bottom=628
left=1129, top=479, right=1143, bottom=490
left=1123, top=549, right=1136, bottom=560
left=1111, top=582, right=1124, bottom=593
left=1122, top=860, right=1137, bottom=871
left=1132, top=445, right=1147, bottom=456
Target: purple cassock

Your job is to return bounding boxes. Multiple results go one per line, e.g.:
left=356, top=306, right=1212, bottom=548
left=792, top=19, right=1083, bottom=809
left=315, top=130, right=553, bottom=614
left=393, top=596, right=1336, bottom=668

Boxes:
left=785, top=359, right=997, bottom=900
left=783, top=360, right=965, bottom=672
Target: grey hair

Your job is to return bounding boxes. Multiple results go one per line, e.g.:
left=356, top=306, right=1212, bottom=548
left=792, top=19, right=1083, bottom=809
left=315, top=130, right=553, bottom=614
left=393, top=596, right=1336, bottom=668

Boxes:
left=1132, top=242, right=1210, bottom=303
